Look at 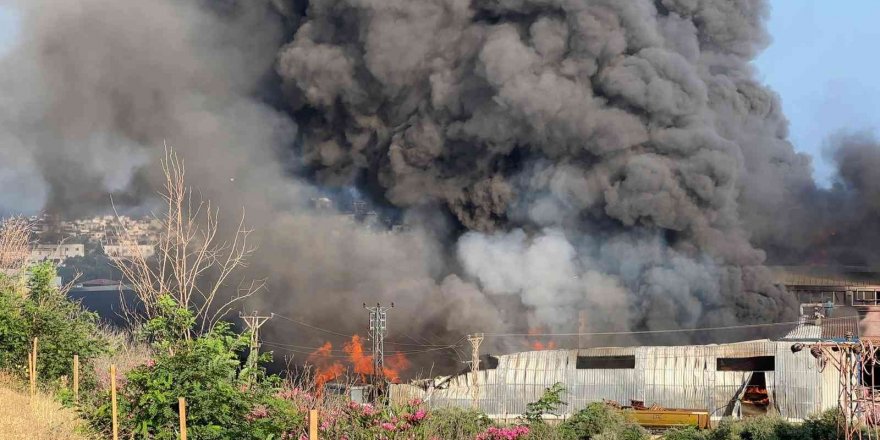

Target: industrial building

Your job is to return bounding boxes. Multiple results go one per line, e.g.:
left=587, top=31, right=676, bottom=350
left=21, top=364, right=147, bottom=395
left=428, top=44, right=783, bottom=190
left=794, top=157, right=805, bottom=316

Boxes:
left=390, top=267, right=880, bottom=425
left=392, top=315, right=862, bottom=424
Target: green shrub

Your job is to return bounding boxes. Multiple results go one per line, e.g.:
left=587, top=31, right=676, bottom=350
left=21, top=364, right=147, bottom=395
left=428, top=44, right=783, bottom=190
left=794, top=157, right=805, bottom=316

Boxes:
left=523, top=422, right=569, bottom=440
left=130, top=325, right=252, bottom=438
left=415, top=407, right=494, bottom=439
left=559, top=402, right=641, bottom=439
left=0, top=263, right=107, bottom=384
left=79, top=295, right=303, bottom=440
left=801, top=410, right=840, bottom=440
left=664, top=426, right=710, bottom=440
left=662, top=410, right=841, bottom=440
left=595, top=422, right=650, bottom=440
left=522, top=382, right=567, bottom=425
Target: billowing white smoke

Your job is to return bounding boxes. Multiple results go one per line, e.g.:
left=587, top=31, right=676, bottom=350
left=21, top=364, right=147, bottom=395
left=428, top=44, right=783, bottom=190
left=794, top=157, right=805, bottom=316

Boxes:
left=458, top=229, right=631, bottom=332
left=457, top=227, right=755, bottom=336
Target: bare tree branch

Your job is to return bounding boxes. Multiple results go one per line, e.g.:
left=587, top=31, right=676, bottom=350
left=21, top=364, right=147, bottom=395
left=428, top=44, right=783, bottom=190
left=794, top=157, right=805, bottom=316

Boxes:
left=0, top=216, right=33, bottom=281
left=109, top=145, right=261, bottom=337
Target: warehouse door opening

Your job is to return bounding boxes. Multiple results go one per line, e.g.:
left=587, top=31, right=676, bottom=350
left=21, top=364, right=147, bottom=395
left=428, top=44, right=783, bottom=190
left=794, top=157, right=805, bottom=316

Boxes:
left=741, top=372, right=770, bottom=417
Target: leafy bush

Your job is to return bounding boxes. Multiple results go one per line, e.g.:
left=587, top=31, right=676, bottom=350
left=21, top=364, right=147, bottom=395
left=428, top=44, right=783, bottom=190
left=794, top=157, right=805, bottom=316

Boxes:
left=523, top=422, right=569, bottom=440
left=0, top=263, right=107, bottom=385
left=664, top=426, right=710, bottom=440
left=559, top=402, right=649, bottom=440
left=413, top=407, right=493, bottom=439
left=118, top=323, right=253, bottom=439
left=596, top=422, right=650, bottom=440
left=662, top=410, right=841, bottom=440
left=522, top=382, right=567, bottom=424
left=800, top=410, right=840, bottom=440
left=79, top=294, right=303, bottom=440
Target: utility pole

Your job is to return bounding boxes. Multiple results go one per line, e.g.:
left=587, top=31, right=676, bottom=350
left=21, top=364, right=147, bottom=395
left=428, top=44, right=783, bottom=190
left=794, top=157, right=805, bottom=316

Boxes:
left=364, top=303, right=393, bottom=387
left=240, top=311, right=272, bottom=383
left=467, top=333, right=484, bottom=409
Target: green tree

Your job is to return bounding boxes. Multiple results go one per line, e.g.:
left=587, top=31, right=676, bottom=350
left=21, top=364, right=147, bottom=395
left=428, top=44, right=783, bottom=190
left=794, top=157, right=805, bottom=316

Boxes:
left=0, top=262, right=107, bottom=384
left=523, top=382, right=567, bottom=425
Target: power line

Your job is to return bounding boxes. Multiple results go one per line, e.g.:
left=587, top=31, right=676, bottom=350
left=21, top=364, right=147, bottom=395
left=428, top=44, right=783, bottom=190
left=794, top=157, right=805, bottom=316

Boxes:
left=260, top=342, right=353, bottom=359
left=482, top=318, right=825, bottom=337
left=271, top=313, right=354, bottom=338
left=261, top=312, right=465, bottom=348
left=260, top=338, right=464, bottom=356
left=385, top=340, right=457, bottom=347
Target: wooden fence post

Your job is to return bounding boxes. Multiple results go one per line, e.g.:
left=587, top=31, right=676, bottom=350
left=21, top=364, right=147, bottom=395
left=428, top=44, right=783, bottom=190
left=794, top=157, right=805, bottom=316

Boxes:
left=27, top=351, right=33, bottom=397
left=73, top=354, right=79, bottom=402
left=111, top=364, right=118, bottom=440
left=309, top=409, right=318, bottom=440
left=31, top=337, right=38, bottom=396
left=179, top=397, right=187, bottom=440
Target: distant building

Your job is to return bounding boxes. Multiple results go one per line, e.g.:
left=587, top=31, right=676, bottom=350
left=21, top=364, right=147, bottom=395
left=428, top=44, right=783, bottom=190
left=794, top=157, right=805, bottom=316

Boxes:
left=103, top=242, right=156, bottom=259
left=28, top=243, right=85, bottom=265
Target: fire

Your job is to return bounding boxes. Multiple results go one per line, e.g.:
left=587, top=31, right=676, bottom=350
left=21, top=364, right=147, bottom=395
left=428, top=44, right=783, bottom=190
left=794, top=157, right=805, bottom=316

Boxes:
left=742, top=386, right=769, bottom=406
left=307, top=342, right=344, bottom=390
left=306, top=335, right=411, bottom=388
left=527, top=328, right=557, bottom=351
left=343, top=334, right=372, bottom=380
left=383, top=352, right=412, bottom=384
left=531, top=340, right=558, bottom=350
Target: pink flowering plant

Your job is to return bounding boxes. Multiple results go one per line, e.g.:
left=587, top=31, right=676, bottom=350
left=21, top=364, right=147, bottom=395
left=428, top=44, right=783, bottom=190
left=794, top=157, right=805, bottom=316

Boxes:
left=475, top=425, right=531, bottom=440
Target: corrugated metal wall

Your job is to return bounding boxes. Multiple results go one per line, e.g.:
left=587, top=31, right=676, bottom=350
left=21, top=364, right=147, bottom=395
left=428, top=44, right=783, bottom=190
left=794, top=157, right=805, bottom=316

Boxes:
left=417, top=340, right=837, bottom=421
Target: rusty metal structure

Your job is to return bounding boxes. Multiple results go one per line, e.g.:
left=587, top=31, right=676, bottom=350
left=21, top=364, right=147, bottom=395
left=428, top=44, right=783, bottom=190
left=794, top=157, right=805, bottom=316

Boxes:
left=791, top=336, right=880, bottom=440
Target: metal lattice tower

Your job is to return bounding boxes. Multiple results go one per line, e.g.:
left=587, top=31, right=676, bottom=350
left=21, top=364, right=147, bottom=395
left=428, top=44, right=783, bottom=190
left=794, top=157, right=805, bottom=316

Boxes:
left=364, top=303, right=393, bottom=383
left=239, top=311, right=272, bottom=383
left=467, top=333, right=484, bottom=408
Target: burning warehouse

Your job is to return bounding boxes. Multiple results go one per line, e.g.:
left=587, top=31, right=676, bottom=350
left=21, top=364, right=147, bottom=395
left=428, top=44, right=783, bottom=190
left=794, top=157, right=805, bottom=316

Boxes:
left=389, top=269, right=880, bottom=426
left=392, top=315, right=863, bottom=425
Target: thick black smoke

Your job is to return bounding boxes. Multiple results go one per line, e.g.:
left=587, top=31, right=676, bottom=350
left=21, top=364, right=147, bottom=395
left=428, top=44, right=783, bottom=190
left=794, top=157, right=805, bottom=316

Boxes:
left=1, top=0, right=878, bottom=359
left=761, top=132, right=880, bottom=268
left=276, top=0, right=804, bottom=333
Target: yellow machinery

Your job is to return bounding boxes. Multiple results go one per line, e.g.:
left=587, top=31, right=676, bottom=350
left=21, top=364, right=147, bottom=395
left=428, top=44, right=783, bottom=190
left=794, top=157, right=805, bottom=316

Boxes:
left=626, top=408, right=711, bottom=429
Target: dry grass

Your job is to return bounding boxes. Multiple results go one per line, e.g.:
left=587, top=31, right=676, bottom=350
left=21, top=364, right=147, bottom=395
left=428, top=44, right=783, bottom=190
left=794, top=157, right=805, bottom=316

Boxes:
left=0, top=373, right=93, bottom=440
left=91, top=326, right=152, bottom=390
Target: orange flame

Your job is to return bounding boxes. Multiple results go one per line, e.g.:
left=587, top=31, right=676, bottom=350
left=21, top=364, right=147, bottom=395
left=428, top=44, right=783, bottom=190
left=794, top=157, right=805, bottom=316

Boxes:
left=527, top=328, right=557, bottom=350
left=531, top=340, right=558, bottom=350
left=383, top=352, right=412, bottom=384
left=343, top=334, right=373, bottom=381
left=306, top=335, right=411, bottom=388
left=307, top=342, right=344, bottom=390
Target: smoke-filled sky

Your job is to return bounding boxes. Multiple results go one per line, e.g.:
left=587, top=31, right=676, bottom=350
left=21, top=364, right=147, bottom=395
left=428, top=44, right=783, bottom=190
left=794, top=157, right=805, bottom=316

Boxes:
left=2, top=0, right=877, bottom=182
left=2, top=0, right=880, bottom=362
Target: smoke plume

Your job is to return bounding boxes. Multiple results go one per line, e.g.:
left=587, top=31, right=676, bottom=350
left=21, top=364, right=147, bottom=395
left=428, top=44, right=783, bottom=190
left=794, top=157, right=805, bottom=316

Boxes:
left=2, top=0, right=879, bottom=363
left=276, top=0, right=805, bottom=334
